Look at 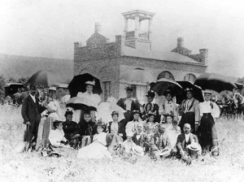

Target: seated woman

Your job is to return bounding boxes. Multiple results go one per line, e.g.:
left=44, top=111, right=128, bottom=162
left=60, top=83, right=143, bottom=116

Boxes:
left=106, top=111, right=125, bottom=149
left=79, top=112, right=96, bottom=147
left=49, top=121, right=68, bottom=148
left=62, top=110, right=80, bottom=149
left=144, top=111, right=158, bottom=135
left=77, top=122, right=112, bottom=159
left=149, top=124, right=171, bottom=160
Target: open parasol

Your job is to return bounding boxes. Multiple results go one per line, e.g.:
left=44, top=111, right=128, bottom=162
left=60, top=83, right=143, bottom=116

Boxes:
left=68, top=73, right=102, bottom=97
left=176, top=81, right=204, bottom=104
left=66, top=97, right=97, bottom=111
left=150, top=78, right=182, bottom=96
left=27, top=70, right=65, bottom=87
left=194, top=73, right=237, bottom=93
left=120, top=68, right=155, bottom=85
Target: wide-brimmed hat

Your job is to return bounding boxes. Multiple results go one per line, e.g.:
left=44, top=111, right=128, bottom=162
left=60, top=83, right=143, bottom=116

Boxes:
left=53, top=120, right=64, bottom=129
left=148, top=111, right=156, bottom=117
left=163, top=112, right=174, bottom=118
left=145, top=90, right=155, bottom=98
left=85, top=80, right=95, bottom=86
left=159, top=148, right=171, bottom=157
left=184, top=87, right=193, bottom=93
left=111, top=111, right=119, bottom=116
left=187, top=142, right=201, bottom=151
left=133, top=110, right=140, bottom=115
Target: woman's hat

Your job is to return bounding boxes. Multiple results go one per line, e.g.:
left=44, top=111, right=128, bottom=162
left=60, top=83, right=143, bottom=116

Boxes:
left=145, top=90, right=155, bottom=98
left=148, top=111, right=156, bottom=117
left=65, top=110, right=73, bottom=117
left=133, top=110, right=140, bottom=115
left=164, top=89, right=173, bottom=96
left=125, top=86, right=133, bottom=92
left=164, top=112, right=174, bottom=118
left=187, top=142, right=201, bottom=151
left=49, top=87, right=57, bottom=91
left=203, top=90, right=212, bottom=95
left=85, top=80, right=95, bottom=86
left=184, top=88, right=193, bottom=93
left=53, top=120, right=63, bottom=129
left=96, top=121, right=106, bottom=129
left=111, top=111, right=119, bottom=116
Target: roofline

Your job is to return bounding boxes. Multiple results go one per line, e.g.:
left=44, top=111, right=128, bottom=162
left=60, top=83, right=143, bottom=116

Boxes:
left=121, top=55, right=207, bottom=67
left=122, top=10, right=155, bottom=16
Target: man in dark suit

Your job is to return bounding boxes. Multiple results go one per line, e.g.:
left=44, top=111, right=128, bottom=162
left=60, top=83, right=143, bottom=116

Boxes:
left=117, top=86, right=140, bottom=123
left=21, top=85, right=44, bottom=151
left=141, top=90, right=160, bottom=122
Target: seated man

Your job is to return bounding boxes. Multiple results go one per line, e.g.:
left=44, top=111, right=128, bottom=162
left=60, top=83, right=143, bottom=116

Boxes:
left=62, top=110, right=80, bottom=149
left=150, top=124, right=171, bottom=160
left=132, top=122, right=149, bottom=155
left=176, top=123, right=201, bottom=164
left=79, top=112, right=96, bottom=147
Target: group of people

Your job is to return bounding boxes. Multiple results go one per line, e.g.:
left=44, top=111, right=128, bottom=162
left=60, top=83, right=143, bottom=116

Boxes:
left=21, top=80, right=221, bottom=164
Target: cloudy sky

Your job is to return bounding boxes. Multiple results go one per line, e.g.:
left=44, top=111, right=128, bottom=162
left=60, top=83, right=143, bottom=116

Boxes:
left=0, top=0, right=244, bottom=78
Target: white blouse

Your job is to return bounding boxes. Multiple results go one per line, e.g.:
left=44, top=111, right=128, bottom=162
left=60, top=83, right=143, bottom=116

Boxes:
left=199, top=101, right=220, bottom=118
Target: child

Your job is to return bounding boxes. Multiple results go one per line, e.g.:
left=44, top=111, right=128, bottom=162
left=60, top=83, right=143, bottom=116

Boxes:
left=48, top=121, right=68, bottom=148
left=77, top=122, right=112, bottom=159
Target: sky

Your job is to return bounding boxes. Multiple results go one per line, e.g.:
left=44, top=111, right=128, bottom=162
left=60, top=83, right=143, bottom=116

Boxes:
left=0, top=0, right=244, bottom=78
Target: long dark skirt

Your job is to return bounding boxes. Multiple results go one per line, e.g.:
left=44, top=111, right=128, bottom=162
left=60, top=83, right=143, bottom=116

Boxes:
left=179, top=112, right=195, bottom=133
left=199, top=113, right=217, bottom=148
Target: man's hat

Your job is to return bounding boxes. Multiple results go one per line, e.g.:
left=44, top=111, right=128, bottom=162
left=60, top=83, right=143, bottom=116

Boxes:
left=187, top=142, right=201, bottom=152
left=85, top=80, right=95, bottom=86
left=30, top=85, right=37, bottom=91
left=133, top=110, right=140, bottom=115
left=111, top=111, right=119, bottom=116
left=146, top=90, right=155, bottom=98
left=164, top=111, right=174, bottom=118
left=125, top=86, right=133, bottom=92
left=65, top=110, right=73, bottom=117
left=184, top=88, right=193, bottom=93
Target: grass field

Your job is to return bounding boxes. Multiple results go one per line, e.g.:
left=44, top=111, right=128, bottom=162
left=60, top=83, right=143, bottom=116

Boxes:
left=0, top=106, right=244, bottom=182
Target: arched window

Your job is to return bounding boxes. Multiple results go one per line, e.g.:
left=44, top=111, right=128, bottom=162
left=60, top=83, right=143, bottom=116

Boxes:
left=157, top=71, right=175, bottom=81
left=184, top=73, right=197, bottom=83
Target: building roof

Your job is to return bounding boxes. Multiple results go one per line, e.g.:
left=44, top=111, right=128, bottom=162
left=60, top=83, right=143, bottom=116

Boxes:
left=121, top=46, right=204, bottom=65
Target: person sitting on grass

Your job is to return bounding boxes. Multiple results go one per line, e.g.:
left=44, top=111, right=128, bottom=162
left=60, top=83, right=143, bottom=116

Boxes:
left=77, top=122, right=112, bottom=159
left=175, top=123, right=201, bottom=165
left=132, top=122, right=149, bottom=155
left=49, top=121, right=69, bottom=148
left=62, top=110, right=80, bottom=149
left=79, top=112, right=96, bottom=147
left=150, top=124, right=171, bottom=160
left=167, top=119, right=181, bottom=151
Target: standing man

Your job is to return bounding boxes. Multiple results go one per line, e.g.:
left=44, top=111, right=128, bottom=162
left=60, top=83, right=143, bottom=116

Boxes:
left=141, top=90, right=160, bottom=123
left=21, top=85, right=44, bottom=151
left=117, top=86, right=140, bottom=123
left=179, top=88, right=200, bottom=134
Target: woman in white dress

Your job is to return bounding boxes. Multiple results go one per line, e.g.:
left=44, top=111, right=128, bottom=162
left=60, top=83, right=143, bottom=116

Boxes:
left=77, top=122, right=112, bottom=159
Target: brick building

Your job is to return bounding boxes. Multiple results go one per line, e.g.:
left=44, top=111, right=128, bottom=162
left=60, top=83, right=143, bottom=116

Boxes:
left=74, top=10, right=208, bottom=104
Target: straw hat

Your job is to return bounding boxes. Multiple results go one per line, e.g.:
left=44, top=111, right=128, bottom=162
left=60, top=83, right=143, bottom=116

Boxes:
left=85, top=80, right=95, bottom=86
left=187, top=143, right=201, bottom=151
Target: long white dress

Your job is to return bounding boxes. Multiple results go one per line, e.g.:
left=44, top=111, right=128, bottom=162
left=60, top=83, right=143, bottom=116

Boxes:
left=166, top=125, right=181, bottom=149
left=49, top=129, right=67, bottom=147
left=77, top=132, right=112, bottom=159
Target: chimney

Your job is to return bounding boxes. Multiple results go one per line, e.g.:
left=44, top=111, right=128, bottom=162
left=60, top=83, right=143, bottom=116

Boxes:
left=177, top=37, right=184, bottom=48
left=95, top=22, right=101, bottom=34
left=199, top=49, right=208, bottom=64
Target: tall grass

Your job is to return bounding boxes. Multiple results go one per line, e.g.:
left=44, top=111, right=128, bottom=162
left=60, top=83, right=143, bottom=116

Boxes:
left=0, top=107, right=244, bottom=182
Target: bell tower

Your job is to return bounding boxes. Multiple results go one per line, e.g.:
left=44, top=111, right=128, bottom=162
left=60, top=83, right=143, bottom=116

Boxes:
left=122, top=10, right=155, bottom=50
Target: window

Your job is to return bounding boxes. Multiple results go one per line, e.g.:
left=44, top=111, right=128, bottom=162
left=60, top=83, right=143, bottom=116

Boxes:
left=184, top=73, right=197, bottom=83
left=103, top=81, right=111, bottom=101
left=157, top=71, right=175, bottom=80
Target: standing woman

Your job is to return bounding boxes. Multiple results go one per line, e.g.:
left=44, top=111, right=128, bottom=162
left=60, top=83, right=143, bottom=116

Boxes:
left=179, top=88, right=200, bottom=134
left=199, top=90, right=220, bottom=156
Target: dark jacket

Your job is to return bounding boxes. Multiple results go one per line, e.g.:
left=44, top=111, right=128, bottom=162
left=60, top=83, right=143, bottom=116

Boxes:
left=107, top=121, right=126, bottom=140
left=176, top=133, right=199, bottom=151
left=142, top=102, right=160, bottom=122
left=79, top=120, right=96, bottom=136
left=117, top=98, right=140, bottom=111
left=63, top=120, right=79, bottom=140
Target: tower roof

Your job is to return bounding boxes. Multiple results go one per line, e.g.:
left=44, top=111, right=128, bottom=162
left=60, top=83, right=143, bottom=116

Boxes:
left=122, top=10, right=155, bottom=20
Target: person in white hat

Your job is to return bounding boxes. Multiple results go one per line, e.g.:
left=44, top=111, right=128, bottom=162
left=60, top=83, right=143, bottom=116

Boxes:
left=198, top=90, right=220, bottom=156
left=125, top=110, right=144, bottom=136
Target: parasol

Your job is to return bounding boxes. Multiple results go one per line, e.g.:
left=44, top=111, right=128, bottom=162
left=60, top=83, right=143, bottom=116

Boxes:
left=150, top=78, right=182, bottom=96
left=176, top=81, right=204, bottom=104
left=194, top=73, right=237, bottom=93
left=68, top=73, right=102, bottom=97
left=27, top=70, right=65, bottom=87
left=120, top=68, right=155, bottom=85
left=66, top=97, right=97, bottom=111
